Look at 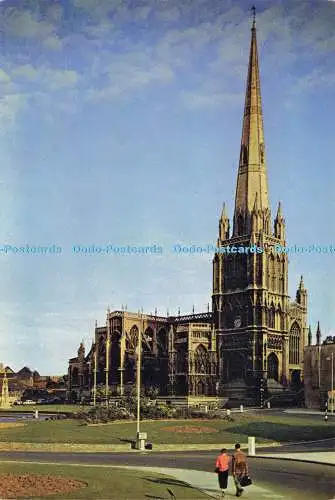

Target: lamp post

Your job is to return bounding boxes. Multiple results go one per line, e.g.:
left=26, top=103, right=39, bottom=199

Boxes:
left=332, top=352, right=334, bottom=414
left=105, top=310, right=111, bottom=407
left=135, top=310, right=148, bottom=450
left=93, top=345, right=97, bottom=407
left=136, top=315, right=142, bottom=435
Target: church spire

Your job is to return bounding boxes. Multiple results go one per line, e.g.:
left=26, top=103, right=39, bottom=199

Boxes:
left=233, top=7, right=270, bottom=235
left=316, top=321, right=321, bottom=345
left=252, top=5, right=256, bottom=28
left=274, top=201, right=285, bottom=240
left=218, top=202, right=230, bottom=241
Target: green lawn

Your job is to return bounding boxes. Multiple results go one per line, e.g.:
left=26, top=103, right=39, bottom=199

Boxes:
left=0, top=462, right=207, bottom=499
left=0, top=414, right=333, bottom=445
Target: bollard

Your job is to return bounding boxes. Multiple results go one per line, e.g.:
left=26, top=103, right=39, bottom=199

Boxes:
left=226, top=409, right=231, bottom=417
left=136, top=432, right=147, bottom=450
left=240, top=405, right=243, bottom=413
left=267, top=401, right=271, bottom=409
left=248, top=436, right=256, bottom=456
left=34, top=410, right=39, bottom=419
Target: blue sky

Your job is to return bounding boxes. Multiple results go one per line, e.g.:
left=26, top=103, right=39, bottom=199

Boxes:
left=0, top=0, right=334, bottom=374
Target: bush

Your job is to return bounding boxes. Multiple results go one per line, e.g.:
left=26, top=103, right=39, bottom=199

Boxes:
left=175, top=408, right=191, bottom=419
left=77, top=405, right=133, bottom=423
left=74, top=398, right=176, bottom=423
left=141, top=403, right=176, bottom=420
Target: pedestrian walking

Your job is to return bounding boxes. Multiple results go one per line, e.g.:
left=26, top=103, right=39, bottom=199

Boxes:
left=232, top=443, right=249, bottom=497
left=215, top=448, right=230, bottom=497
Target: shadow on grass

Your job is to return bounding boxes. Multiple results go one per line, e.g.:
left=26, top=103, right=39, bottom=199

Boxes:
left=119, top=438, right=135, bottom=444
left=228, top=421, right=335, bottom=442
left=145, top=495, right=166, bottom=499
left=144, top=476, right=192, bottom=489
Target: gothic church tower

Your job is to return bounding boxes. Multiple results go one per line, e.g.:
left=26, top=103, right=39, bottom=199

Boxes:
left=212, top=13, right=307, bottom=400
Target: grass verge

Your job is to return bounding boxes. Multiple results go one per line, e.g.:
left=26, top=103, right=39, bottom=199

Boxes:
left=0, top=461, right=208, bottom=499
left=0, top=414, right=333, bottom=448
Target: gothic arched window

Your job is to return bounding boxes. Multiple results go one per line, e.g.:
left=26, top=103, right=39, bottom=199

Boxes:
left=197, top=380, right=206, bottom=395
left=176, top=344, right=187, bottom=373
left=237, top=214, right=244, bottom=236
left=269, top=305, right=275, bottom=329
left=277, top=305, right=282, bottom=331
left=289, top=323, right=300, bottom=365
left=224, top=256, right=233, bottom=289
left=194, top=344, right=208, bottom=374
left=256, top=255, right=262, bottom=285
left=267, top=353, right=279, bottom=380
left=128, top=325, right=139, bottom=351
left=143, top=327, right=154, bottom=353
left=157, top=328, right=167, bottom=356
left=71, top=367, right=79, bottom=386
left=213, top=255, right=219, bottom=292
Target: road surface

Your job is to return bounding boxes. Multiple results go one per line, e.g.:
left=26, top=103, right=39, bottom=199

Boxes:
left=0, top=445, right=334, bottom=499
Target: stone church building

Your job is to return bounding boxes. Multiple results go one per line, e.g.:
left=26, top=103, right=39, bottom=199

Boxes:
left=68, top=17, right=309, bottom=405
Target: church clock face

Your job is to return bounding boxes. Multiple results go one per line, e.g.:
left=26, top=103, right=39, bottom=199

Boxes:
left=234, top=317, right=241, bottom=328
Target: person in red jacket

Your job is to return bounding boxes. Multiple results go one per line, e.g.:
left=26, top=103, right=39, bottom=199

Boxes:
left=215, top=448, right=230, bottom=497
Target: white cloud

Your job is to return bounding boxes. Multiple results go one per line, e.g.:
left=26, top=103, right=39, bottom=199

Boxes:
left=155, top=6, right=180, bottom=22
left=0, top=68, right=10, bottom=83
left=11, top=66, right=79, bottom=91
left=12, top=64, right=37, bottom=80
left=1, top=9, right=54, bottom=38
left=133, top=5, right=151, bottom=21
left=87, top=51, right=174, bottom=101
left=2, top=0, right=334, bottom=118
left=43, top=69, right=79, bottom=90
left=0, top=94, right=27, bottom=135
left=180, top=89, right=242, bottom=110
left=43, top=35, right=62, bottom=51
left=291, top=67, right=335, bottom=94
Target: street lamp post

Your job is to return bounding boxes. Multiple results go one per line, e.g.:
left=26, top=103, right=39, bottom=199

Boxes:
left=318, top=344, right=322, bottom=388
left=136, top=314, right=142, bottom=435
left=332, top=353, right=334, bottom=414
left=105, top=310, right=111, bottom=407
left=134, top=311, right=148, bottom=450
left=93, top=345, right=97, bottom=407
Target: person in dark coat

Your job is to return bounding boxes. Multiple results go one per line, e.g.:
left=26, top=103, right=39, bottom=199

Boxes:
left=215, top=448, right=230, bottom=497
left=232, top=443, right=249, bottom=497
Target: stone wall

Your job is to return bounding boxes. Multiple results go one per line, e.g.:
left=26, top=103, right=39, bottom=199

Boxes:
left=304, top=344, right=334, bottom=409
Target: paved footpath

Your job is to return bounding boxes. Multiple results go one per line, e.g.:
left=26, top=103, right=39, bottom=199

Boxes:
left=283, top=409, right=335, bottom=417
left=122, top=450, right=335, bottom=498
left=255, top=451, right=335, bottom=465
left=116, top=466, right=287, bottom=499
left=3, top=451, right=333, bottom=499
